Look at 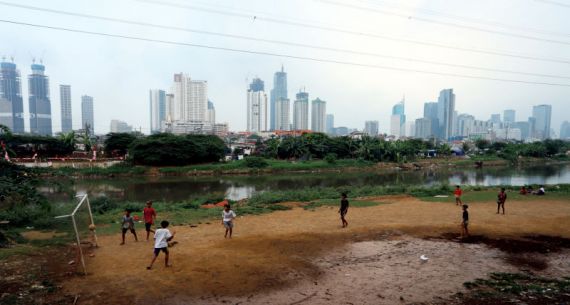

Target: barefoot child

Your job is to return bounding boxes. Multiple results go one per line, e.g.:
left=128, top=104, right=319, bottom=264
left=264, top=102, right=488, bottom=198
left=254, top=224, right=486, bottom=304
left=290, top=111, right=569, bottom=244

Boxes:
left=339, top=192, right=349, bottom=228
left=461, top=204, right=469, bottom=238
left=497, top=188, right=507, bottom=215
left=222, top=205, right=236, bottom=238
left=143, top=201, right=157, bottom=241
left=147, top=220, right=175, bottom=270
left=120, top=209, right=138, bottom=245
left=454, top=185, right=463, bottom=206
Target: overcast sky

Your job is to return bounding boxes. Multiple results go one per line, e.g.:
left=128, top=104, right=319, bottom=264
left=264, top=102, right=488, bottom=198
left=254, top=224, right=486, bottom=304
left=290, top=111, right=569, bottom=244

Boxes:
left=1, top=0, right=569, bottom=135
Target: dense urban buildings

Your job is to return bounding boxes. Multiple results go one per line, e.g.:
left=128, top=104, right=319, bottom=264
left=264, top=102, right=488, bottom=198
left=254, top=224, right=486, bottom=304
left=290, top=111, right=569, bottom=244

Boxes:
left=246, top=78, right=267, bottom=132
left=364, top=120, right=379, bottom=136
left=28, top=63, right=52, bottom=136
left=293, top=90, right=309, bottom=131
left=311, top=98, right=326, bottom=133
left=81, top=95, right=94, bottom=135
left=0, top=60, right=24, bottom=133
left=59, top=85, right=72, bottom=133
left=110, top=119, right=133, bottom=133
left=489, top=114, right=501, bottom=124
left=532, top=104, right=552, bottom=139
left=270, top=66, right=287, bottom=131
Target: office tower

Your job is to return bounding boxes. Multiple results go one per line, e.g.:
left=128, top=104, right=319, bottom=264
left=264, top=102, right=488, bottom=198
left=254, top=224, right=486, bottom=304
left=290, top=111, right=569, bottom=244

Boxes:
left=561, top=121, right=570, bottom=140
left=246, top=78, right=268, bottom=132
left=275, top=97, right=290, bottom=131
left=414, top=118, right=432, bottom=139
left=456, top=114, right=475, bottom=137
left=326, top=114, right=334, bottom=134
left=390, top=98, right=405, bottom=138
left=503, top=109, right=515, bottom=124
left=149, top=89, right=166, bottom=134
left=437, top=89, right=455, bottom=140
left=311, top=98, right=326, bottom=132
left=28, top=63, right=52, bottom=135
left=110, top=120, right=133, bottom=133
left=207, top=100, right=215, bottom=124
left=489, top=114, right=501, bottom=124
left=293, top=90, right=309, bottom=130
left=171, top=73, right=208, bottom=123
left=81, top=95, right=94, bottom=135
left=269, top=66, right=287, bottom=131
left=423, top=101, right=439, bottom=137
left=165, top=93, right=174, bottom=122
left=531, top=104, right=552, bottom=139
left=0, top=60, right=24, bottom=133
left=364, top=120, right=379, bottom=136
left=512, top=121, right=530, bottom=140
left=404, top=121, right=415, bottom=138
left=59, top=85, right=72, bottom=133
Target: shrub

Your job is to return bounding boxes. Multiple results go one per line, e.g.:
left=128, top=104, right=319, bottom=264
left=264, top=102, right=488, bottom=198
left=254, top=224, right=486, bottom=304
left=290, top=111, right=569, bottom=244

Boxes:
left=244, top=156, right=269, bottom=168
left=324, top=153, right=337, bottom=164
left=90, top=196, right=118, bottom=214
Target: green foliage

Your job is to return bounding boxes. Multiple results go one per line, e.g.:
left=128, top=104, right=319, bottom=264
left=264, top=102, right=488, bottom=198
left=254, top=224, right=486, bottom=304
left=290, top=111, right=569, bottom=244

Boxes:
left=90, top=196, right=119, bottom=214
left=0, top=134, right=74, bottom=158
left=475, top=139, right=491, bottom=150
left=104, top=132, right=138, bottom=156
left=324, top=153, right=337, bottom=164
left=244, top=156, right=269, bottom=168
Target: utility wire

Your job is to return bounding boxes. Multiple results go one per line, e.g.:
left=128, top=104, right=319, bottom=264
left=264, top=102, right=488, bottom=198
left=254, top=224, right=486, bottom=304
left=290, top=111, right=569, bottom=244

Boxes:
left=137, top=0, right=570, bottom=65
left=316, top=0, right=570, bottom=46
left=535, top=0, right=570, bottom=8
left=2, top=19, right=570, bottom=87
left=2, top=1, right=570, bottom=79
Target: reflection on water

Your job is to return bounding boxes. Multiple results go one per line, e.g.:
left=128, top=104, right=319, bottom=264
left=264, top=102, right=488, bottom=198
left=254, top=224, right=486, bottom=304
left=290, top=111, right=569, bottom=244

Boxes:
left=46, top=164, right=570, bottom=202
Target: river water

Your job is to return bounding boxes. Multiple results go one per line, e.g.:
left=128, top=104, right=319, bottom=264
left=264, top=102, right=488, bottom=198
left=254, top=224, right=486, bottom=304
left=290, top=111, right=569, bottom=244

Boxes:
left=43, top=163, right=570, bottom=202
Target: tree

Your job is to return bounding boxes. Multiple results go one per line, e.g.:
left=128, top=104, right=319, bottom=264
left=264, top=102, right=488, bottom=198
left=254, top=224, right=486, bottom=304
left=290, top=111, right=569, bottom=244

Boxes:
left=58, top=131, right=76, bottom=151
left=104, top=132, right=137, bottom=156
left=475, top=139, right=490, bottom=150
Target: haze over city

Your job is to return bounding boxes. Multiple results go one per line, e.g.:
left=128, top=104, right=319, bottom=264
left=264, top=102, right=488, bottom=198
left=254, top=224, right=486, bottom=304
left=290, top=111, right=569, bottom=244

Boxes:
left=1, top=0, right=570, bottom=135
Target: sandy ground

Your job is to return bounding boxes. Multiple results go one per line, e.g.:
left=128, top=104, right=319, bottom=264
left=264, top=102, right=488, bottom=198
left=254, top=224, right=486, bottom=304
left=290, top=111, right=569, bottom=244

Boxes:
left=62, top=195, right=570, bottom=305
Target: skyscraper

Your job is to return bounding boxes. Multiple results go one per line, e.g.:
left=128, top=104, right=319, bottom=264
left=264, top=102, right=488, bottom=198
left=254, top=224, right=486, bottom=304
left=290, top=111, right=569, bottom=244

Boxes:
left=246, top=78, right=268, bottom=132
left=561, top=121, right=570, bottom=140
left=81, top=95, right=94, bottom=135
left=423, top=101, right=439, bottom=138
left=293, top=90, right=309, bottom=130
left=28, top=63, right=52, bottom=135
left=270, top=66, right=287, bottom=131
left=207, top=100, right=216, bottom=124
left=364, top=120, right=379, bottom=136
left=437, top=89, right=455, bottom=140
left=390, top=98, right=405, bottom=138
left=60, top=85, right=72, bottom=133
left=414, top=118, right=432, bottom=139
left=275, top=97, right=290, bottom=131
left=110, top=119, right=133, bottom=133
left=149, top=89, right=166, bottom=133
left=531, top=104, right=552, bottom=139
left=503, top=109, right=516, bottom=124
left=489, top=114, right=501, bottom=124
left=0, top=60, right=24, bottom=133
left=326, top=114, right=334, bottom=134
left=311, top=98, right=326, bottom=133
left=171, top=73, right=208, bottom=123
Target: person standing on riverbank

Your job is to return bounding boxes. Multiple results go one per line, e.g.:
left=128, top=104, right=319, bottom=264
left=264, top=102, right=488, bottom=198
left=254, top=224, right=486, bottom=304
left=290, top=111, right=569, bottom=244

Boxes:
left=120, top=209, right=138, bottom=245
left=461, top=204, right=469, bottom=238
left=147, top=220, right=175, bottom=270
left=339, top=193, right=349, bottom=228
left=454, top=186, right=463, bottom=206
left=222, top=205, right=236, bottom=238
left=143, top=201, right=157, bottom=241
left=497, top=188, right=507, bottom=215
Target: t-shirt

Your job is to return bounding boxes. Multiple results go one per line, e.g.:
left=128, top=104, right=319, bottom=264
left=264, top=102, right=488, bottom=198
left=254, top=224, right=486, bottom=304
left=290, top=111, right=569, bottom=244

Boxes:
left=462, top=211, right=469, bottom=222
left=154, top=228, right=172, bottom=249
left=143, top=207, right=156, bottom=224
left=340, top=199, right=349, bottom=211
left=454, top=189, right=462, bottom=196
left=222, top=210, right=236, bottom=222
left=498, top=192, right=507, bottom=203
left=122, top=215, right=135, bottom=229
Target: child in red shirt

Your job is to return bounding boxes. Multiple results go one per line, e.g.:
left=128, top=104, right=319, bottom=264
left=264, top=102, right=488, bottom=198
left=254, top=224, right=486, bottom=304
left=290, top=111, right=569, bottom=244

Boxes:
left=143, top=201, right=157, bottom=241
left=454, top=185, right=463, bottom=206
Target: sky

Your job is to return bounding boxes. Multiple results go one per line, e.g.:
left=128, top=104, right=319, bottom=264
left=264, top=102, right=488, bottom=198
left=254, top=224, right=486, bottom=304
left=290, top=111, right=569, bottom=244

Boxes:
left=1, top=0, right=569, bottom=135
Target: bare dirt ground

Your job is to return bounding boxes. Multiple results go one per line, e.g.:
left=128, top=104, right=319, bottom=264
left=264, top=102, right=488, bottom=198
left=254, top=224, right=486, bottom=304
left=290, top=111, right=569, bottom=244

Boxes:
left=51, top=195, right=570, bottom=305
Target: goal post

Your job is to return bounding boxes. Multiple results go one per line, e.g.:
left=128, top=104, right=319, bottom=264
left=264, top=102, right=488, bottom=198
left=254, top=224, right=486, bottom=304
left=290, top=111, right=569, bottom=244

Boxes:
left=55, top=194, right=98, bottom=275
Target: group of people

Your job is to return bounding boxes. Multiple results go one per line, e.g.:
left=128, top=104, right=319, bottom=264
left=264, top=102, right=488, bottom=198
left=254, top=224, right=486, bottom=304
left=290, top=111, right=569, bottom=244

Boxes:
left=520, top=185, right=546, bottom=196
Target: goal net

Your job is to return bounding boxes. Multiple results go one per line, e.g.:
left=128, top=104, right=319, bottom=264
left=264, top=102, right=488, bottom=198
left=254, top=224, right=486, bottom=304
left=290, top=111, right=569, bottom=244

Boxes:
left=55, top=194, right=98, bottom=275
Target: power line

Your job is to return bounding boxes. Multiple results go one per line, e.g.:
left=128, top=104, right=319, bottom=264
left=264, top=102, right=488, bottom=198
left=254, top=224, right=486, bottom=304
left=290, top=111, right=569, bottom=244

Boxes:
left=137, top=0, right=570, bottom=65
left=535, top=0, right=570, bottom=8
left=2, top=1, right=569, bottom=79
left=2, top=19, right=570, bottom=87
left=316, top=0, right=570, bottom=46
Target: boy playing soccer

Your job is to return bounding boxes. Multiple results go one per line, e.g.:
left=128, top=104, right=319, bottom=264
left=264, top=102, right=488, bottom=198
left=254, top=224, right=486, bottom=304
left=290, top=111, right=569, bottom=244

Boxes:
left=461, top=204, right=470, bottom=238
left=143, top=201, right=157, bottom=241
left=222, top=205, right=236, bottom=238
left=147, top=220, right=175, bottom=270
left=454, top=185, right=463, bottom=206
left=497, top=188, right=507, bottom=215
left=339, top=192, right=349, bottom=228
left=120, top=209, right=138, bottom=245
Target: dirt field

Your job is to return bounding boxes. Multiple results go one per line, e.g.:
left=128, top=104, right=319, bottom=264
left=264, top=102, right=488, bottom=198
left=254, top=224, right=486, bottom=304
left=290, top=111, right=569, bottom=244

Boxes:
left=53, top=195, right=570, bottom=304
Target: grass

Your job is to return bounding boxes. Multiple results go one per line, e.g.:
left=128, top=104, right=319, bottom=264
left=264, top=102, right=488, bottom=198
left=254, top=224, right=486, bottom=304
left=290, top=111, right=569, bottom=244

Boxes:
left=418, top=185, right=570, bottom=203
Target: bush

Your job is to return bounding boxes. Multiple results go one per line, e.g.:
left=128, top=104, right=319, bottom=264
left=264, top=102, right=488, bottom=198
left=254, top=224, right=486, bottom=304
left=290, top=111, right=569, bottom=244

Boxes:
left=324, top=153, right=337, bottom=164
left=90, top=196, right=118, bottom=214
left=244, top=156, right=269, bottom=168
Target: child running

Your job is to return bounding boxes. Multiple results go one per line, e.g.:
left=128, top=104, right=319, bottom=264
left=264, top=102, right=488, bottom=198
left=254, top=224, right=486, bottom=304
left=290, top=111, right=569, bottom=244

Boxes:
left=120, top=209, right=138, bottom=245
left=454, top=185, right=463, bottom=206
left=143, top=201, right=157, bottom=241
left=339, top=192, right=349, bottom=228
left=222, top=205, right=236, bottom=238
left=461, top=204, right=470, bottom=238
left=147, top=220, right=175, bottom=270
left=497, top=188, right=507, bottom=215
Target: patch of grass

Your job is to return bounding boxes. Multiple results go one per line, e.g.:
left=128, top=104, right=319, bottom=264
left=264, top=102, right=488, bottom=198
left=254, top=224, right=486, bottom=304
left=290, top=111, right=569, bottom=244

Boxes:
left=418, top=186, right=570, bottom=203
left=0, top=244, right=36, bottom=260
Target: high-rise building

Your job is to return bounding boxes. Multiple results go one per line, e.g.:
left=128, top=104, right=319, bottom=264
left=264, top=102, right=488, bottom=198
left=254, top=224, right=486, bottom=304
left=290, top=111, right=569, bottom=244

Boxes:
left=149, top=89, right=166, bottom=134
left=207, top=100, right=215, bottom=124
left=269, top=66, right=287, bottom=131
left=171, top=73, right=208, bottom=123
left=28, top=63, right=52, bottom=135
left=437, top=89, right=455, bottom=140
left=246, top=78, right=268, bottom=132
left=165, top=93, right=174, bottom=122
left=560, top=121, right=570, bottom=140
left=293, top=90, right=309, bottom=130
left=414, top=118, right=432, bottom=139
left=110, top=119, right=133, bottom=133
left=364, top=120, right=379, bottom=136
left=275, top=97, right=290, bottom=131
left=512, top=121, right=530, bottom=140
left=0, top=60, right=24, bottom=133
left=423, top=101, right=439, bottom=138
left=489, top=114, right=501, bottom=124
left=390, top=115, right=402, bottom=138
left=456, top=114, right=475, bottom=137
left=311, top=98, right=326, bottom=133
left=503, top=109, right=516, bottom=124
left=81, top=95, right=94, bottom=135
left=531, top=104, right=552, bottom=139
left=59, top=85, right=72, bottom=133
left=326, top=114, right=334, bottom=134
left=390, top=98, right=405, bottom=138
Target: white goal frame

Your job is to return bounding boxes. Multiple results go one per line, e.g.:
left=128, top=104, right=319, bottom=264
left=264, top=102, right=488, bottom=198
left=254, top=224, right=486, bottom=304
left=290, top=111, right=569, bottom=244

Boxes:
left=55, top=194, right=98, bottom=275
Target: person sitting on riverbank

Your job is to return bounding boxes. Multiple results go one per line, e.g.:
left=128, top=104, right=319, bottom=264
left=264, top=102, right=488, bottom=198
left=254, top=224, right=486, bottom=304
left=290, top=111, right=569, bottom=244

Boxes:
left=534, top=185, right=546, bottom=196
left=461, top=204, right=469, bottom=238
left=120, top=209, right=138, bottom=245
left=222, top=205, right=237, bottom=239
left=519, top=186, right=528, bottom=195
left=339, top=193, right=349, bottom=228
left=497, top=188, right=507, bottom=215
left=454, top=185, right=463, bottom=206
left=143, top=201, right=157, bottom=241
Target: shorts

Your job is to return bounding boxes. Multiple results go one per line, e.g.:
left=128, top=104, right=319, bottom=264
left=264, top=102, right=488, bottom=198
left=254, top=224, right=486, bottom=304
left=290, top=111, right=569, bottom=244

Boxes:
left=223, top=221, right=233, bottom=229
left=153, top=247, right=168, bottom=256
left=122, top=227, right=135, bottom=234
left=463, top=221, right=469, bottom=228
left=340, top=209, right=348, bottom=217
left=145, top=223, right=153, bottom=232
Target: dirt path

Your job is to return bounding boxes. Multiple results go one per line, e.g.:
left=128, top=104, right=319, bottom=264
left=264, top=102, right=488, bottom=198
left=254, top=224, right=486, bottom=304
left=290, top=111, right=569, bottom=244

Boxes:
left=63, top=196, right=570, bottom=305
